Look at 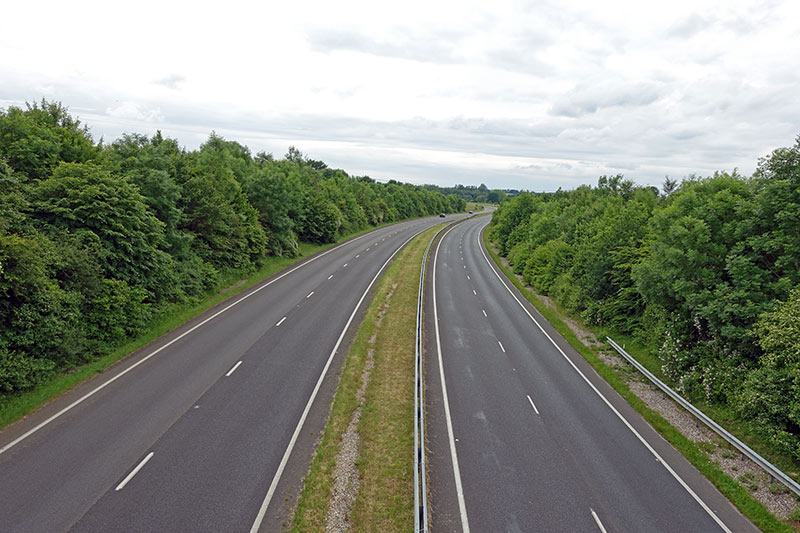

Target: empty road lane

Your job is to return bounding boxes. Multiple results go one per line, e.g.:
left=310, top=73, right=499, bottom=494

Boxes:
left=0, top=214, right=462, bottom=532
left=425, top=215, right=756, bottom=532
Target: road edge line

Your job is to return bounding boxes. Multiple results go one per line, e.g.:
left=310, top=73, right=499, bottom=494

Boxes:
left=0, top=224, right=387, bottom=456
left=249, top=227, right=431, bottom=532
left=476, top=223, right=732, bottom=533
left=431, top=224, right=471, bottom=533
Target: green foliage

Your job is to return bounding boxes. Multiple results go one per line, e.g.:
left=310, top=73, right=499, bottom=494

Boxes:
left=0, top=231, right=84, bottom=367
left=423, top=182, right=507, bottom=206
left=0, top=100, right=463, bottom=395
left=31, top=162, right=174, bottom=298
left=0, top=99, right=98, bottom=181
left=489, top=140, right=800, bottom=460
left=242, top=159, right=305, bottom=255
left=300, top=192, right=341, bottom=244
left=0, top=349, right=56, bottom=394
left=738, top=288, right=800, bottom=461
left=790, top=505, right=800, bottom=522
left=738, top=472, right=760, bottom=492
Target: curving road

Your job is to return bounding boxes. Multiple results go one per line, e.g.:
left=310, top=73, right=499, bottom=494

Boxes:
left=0, top=213, right=464, bottom=532
left=424, top=215, right=757, bottom=532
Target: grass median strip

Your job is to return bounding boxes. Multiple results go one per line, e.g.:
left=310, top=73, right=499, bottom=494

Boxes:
left=292, top=225, right=440, bottom=532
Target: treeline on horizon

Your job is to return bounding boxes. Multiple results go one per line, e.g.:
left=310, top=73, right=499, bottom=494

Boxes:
left=0, top=100, right=466, bottom=395
left=422, top=183, right=509, bottom=204
left=489, top=137, right=800, bottom=461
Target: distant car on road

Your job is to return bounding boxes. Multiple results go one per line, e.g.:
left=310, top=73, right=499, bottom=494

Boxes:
left=439, top=213, right=446, bottom=217
left=468, top=210, right=473, bottom=214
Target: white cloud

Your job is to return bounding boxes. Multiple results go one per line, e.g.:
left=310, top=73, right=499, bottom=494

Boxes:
left=1, top=0, right=799, bottom=190
left=106, top=102, right=164, bottom=123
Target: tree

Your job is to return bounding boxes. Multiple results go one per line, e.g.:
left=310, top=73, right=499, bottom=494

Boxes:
left=300, top=192, right=340, bottom=243
left=243, top=160, right=305, bottom=256
left=106, top=133, right=187, bottom=255
left=662, top=176, right=678, bottom=197
left=181, top=137, right=266, bottom=271
left=0, top=100, right=469, bottom=397
left=0, top=99, right=98, bottom=180
left=487, top=189, right=506, bottom=204
left=30, top=162, right=173, bottom=297
left=738, top=288, right=800, bottom=461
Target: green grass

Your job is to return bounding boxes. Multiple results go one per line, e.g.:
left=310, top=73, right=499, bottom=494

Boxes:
left=483, top=230, right=794, bottom=533
left=291, top=225, right=440, bottom=532
left=605, top=330, right=800, bottom=484
left=0, top=221, right=408, bottom=431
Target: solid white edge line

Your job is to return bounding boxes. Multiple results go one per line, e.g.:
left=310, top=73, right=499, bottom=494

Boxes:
left=115, top=452, right=154, bottom=491
left=498, top=341, right=505, bottom=353
left=433, top=224, right=471, bottom=533
left=476, top=225, right=733, bottom=533
left=249, top=227, right=430, bottom=533
left=526, top=395, right=540, bottom=415
left=276, top=317, right=286, bottom=327
left=226, top=361, right=243, bottom=377
left=0, top=225, right=384, bottom=457
left=590, top=508, right=608, bottom=533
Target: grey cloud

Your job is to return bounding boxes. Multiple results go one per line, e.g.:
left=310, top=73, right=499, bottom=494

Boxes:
left=483, top=28, right=555, bottom=75
left=6, top=75, right=790, bottom=192
left=666, top=14, right=713, bottom=39
left=666, top=6, right=772, bottom=40
left=487, top=48, right=552, bottom=76
left=669, top=128, right=705, bottom=141
left=308, top=25, right=557, bottom=76
left=307, top=27, right=463, bottom=65
left=721, top=16, right=759, bottom=35
left=154, top=74, right=186, bottom=89
left=550, top=82, right=664, bottom=118
left=606, top=161, right=639, bottom=171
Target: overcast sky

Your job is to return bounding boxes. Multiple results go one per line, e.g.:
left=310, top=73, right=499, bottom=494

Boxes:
left=2, top=0, right=798, bottom=191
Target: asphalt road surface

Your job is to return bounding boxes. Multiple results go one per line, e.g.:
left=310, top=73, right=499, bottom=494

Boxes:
left=425, top=215, right=758, bottom=532
left=0, top=213, right=463, bottom=532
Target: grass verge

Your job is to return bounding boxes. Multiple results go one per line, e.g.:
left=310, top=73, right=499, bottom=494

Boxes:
left=482, top=229, right=793, bottom=533
left=0, top=221, right=408, bottom=431
left=291, top=224, right=440, bottom=532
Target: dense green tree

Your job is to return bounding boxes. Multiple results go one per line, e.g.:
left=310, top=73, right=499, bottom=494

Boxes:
left=739, top=288, right=800, bottom=461
left=0, top=100, right=465, bottom=395
left=488, top=137, right=800, bottom=456
left=300, top=192, right=341, bottom=243
left=488, top=192, right=538, bottom=254
left=105, top=133, right=187, bottom=253
left=242, top=159, right=305, bottom=256
left=30, top=162, right=174, bottom=297
left=0, top=100, right=98, bottom=181
left=181, top=139, right=266, bottom=270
